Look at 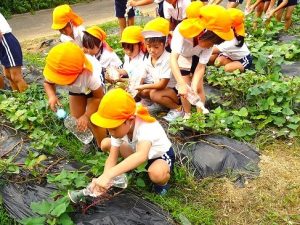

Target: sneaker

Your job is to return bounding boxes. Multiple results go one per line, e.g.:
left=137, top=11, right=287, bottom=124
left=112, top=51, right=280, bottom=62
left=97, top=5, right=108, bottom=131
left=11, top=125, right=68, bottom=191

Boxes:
left=147, top=103, right=163, bottom=114
left=154, top=183, right=170, bottom=195
left=163, top=109, right=184, bottom=122
left=183, top=112, right=191, bottom=120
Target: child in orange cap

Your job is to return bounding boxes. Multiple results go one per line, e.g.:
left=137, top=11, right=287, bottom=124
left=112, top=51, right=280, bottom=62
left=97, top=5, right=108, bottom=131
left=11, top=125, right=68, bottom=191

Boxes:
left=171, top=5, right=233, bottom=119
left=117, top=26, right=149, bottom=97
left=137, top=17, right=183, bottom=121
left=0, top=13, right=28, bottom=92
left=82, top=26, right=122, bottom=82
left=90, top=88, right=175, bottom=195
left=209, top=8, right=252, bottom=72
left=51, top=4, right=85, bottom=46
left=43, top=42, right=106, bottom=148
left=163, top=0, right=191, bottom=31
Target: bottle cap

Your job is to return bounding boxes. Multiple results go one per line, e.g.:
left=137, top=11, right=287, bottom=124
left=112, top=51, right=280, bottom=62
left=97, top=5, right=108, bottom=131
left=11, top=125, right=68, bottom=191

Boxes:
left=56, top=108, right=67, bottom=119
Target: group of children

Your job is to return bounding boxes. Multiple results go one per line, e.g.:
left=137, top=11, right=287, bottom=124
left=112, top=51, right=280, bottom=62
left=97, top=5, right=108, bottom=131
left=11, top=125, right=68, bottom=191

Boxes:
left=41, top=2, right=258, bottom=195
left=0, top=0, right=297, bottom=195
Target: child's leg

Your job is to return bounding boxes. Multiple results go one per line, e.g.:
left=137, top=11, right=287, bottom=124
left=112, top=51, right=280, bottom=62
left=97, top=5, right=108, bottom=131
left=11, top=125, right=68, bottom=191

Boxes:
left=215, top=55, right=232, bottom=67
left=284, top=5, right=296, bottom=30
left=149, top=88, right=180, bottom=110
left=227, top=1, right=239, bottom=8
left=181, top=75, right=192, bottom=114
left=253, top=2, right=264, bottom=29
left=138, top=89, right=151, bottom=99
left=275, top=8, right=284, bottom=22
left=127, top=16, right=134, bottom=26
left=148, top=159, right=170, bottom=185
left=0, top=74, right=4, bottom=89
left=7, top=66, right=28, bottom=92
left=208, top=53, right=219, bottom=65
left=101, top=137, right=134, bottom=157
left=118, top=17, right=127, bottom=34
left=3, top=67, right=17, bottom=91
left=263, top=1, right=271, bottom=13
left=224, top=61, right=245, bottom=72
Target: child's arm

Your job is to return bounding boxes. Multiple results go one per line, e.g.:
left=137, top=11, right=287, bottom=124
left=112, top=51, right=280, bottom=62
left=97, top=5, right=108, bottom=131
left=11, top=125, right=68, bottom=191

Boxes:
left=212, top=46, right=221, bottom=54
left=104, top=146, right=120, bottom=172
left=128, top=0, right=154, bottom=7
left=77, top=87, right=104, bottom=131
left=191, top=63, right=206, bottom=93
left=136, top=78, right=169, bottom=91
left=92, top=140, right=151, bottom=189
left=170, top=52, right=188, bottom=97
left=267, top=0, right=288, bottom=17
left=43, top=81, right=61, bottom=112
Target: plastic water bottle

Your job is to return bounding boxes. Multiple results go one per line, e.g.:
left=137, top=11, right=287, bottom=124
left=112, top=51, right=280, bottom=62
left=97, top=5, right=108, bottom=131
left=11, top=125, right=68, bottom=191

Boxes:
left=106, top=66, right=120, bottom=81
left=68, top=174, right=128, bottom=203
left=56, top=109, right=93, bottom=144
left=127, top=72, right=143, bottom=98
left=176, top=84, right=209, bottom=114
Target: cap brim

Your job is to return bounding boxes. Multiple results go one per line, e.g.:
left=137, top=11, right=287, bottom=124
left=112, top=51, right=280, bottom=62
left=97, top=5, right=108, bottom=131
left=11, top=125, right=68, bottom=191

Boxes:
left=142, top=30, right=165, bottom=38
left=91, top=113, right=126, bottom=128
left=43, top=65, right=78, bottom=85
left=235, top=24, right=245, bottom=37
left=213, top=28, right=234, bottom=41
left=51, top=23, right=67, bottom=30
left=179, top=19, right=205, bottom=38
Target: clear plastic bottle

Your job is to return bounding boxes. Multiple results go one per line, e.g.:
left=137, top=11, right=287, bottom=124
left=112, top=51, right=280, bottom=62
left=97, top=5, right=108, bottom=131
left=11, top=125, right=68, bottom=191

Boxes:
left=176, top=84, right=209, bottom=114
left=106, top=66, right=120, bottom=81
left=56, top=109, right=93, bottom=145
left=127, top=72, right=143, bottom=98
left=68, top=174, right=128, bottom=203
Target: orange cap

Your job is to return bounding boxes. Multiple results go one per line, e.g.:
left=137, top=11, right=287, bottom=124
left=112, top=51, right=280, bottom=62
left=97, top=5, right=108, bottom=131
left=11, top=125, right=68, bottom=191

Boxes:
left=52, top=4, right=83, bottom=30
left=85, top=26, right=107, bottom=41
left=91, top=88, right=156, bottom=129
left=186, top=1, right=204, bottom=18
left=199, top=5, right=234, bottom=41
left=120, top=26, right=144, bottom=43
left=43, top=42, right=92, bottom=85
left=227, top=8, right=245, bottom=37
left=142, top=17, right=170, bottom=38
left=179, top=18, right=205, bottom=38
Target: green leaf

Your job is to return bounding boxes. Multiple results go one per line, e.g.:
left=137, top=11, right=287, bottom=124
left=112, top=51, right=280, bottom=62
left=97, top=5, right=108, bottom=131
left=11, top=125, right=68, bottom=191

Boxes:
left=20, top=217, right=46, bottom=225
left=282, top=107, right=294, bottom=115
left=31, top=200, right=52, bottom=215
left=50, top=203, right=68, bottom=217
left=287, top=124, right=299, bottom=130
left=58, top=213, right=74, bottom=225
left=136, top=178, right=146, bottom=187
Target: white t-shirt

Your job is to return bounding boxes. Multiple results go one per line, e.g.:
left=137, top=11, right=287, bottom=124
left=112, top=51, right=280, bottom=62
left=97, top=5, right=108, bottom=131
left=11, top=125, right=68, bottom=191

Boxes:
left=215, top=38, right=250, bottom=60
left=144, top=50, right=177, bottom=88
left=123, top=51, right=149, bottom=83
left=163, top=0, right=191, bottom=21
left=111, top=117, right=172, bottom=160
left=60, top=25, right=85, bottom=47
left=0, top=13, right=12, bottom=34
left=96, top=47, right=122, bottom=69
left=65, top=54, right=103, bottom=94
left=171, top=25, right=213, bottom=65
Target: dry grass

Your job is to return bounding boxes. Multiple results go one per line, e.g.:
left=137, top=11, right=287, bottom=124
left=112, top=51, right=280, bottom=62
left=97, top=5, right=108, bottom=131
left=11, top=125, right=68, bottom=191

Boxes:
left=201, top=139, right=300, bottom=225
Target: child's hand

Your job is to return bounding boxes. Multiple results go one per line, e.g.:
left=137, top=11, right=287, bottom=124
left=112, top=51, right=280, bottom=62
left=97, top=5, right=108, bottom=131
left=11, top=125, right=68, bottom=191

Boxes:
left=76, top=114, right=89, bottom=132
left=90, top=174, right=112, bottom=194
left=135, top=85, right=144, bottom=91
left=48, top=96, right=61, bottom=112
left=128, top=0, right=137, bottom=7
left=177, top=83, right=188, bottom=98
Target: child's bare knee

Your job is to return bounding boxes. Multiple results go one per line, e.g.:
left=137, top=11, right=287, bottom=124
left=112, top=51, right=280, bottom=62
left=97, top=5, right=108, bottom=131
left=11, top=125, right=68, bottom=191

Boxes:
left=100, top=138, right=111, bottom=152
left=148, top=169, right=168, bottom=183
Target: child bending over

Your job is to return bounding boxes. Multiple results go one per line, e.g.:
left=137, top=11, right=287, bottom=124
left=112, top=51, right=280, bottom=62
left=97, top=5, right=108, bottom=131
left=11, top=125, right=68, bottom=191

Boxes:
left=90, top=88, right=175, bottom=195
left=43, top=42, right=106, bottom=148
left=210, top=8, right=252, bottom=72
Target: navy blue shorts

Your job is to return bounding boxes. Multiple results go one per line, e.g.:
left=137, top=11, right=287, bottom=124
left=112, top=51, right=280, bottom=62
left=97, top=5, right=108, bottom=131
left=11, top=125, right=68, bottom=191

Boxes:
left=115, top=0, right=135, bottom=18
left=228, top=0, right=243, bottom=4
left=238, top=54, right=253, bottom=70
left=180, top=55, right=199, bottom=76
left=146, top=147, right=175, bottom=172
left=0, top=33, right=23, bottom=68
left=157, top=1, right=165, bottom=17
left=277, top=0, right=298, bottom=7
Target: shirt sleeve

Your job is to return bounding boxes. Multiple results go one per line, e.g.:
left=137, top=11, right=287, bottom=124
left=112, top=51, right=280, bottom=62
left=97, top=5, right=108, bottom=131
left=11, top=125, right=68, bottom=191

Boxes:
left=111, top=136, right=124, bottom=147
left=163, top=2, right=172, bottom=19
left=170, top=27, right=184, bottom=54
left=198, top=47, right=213, bottom=65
